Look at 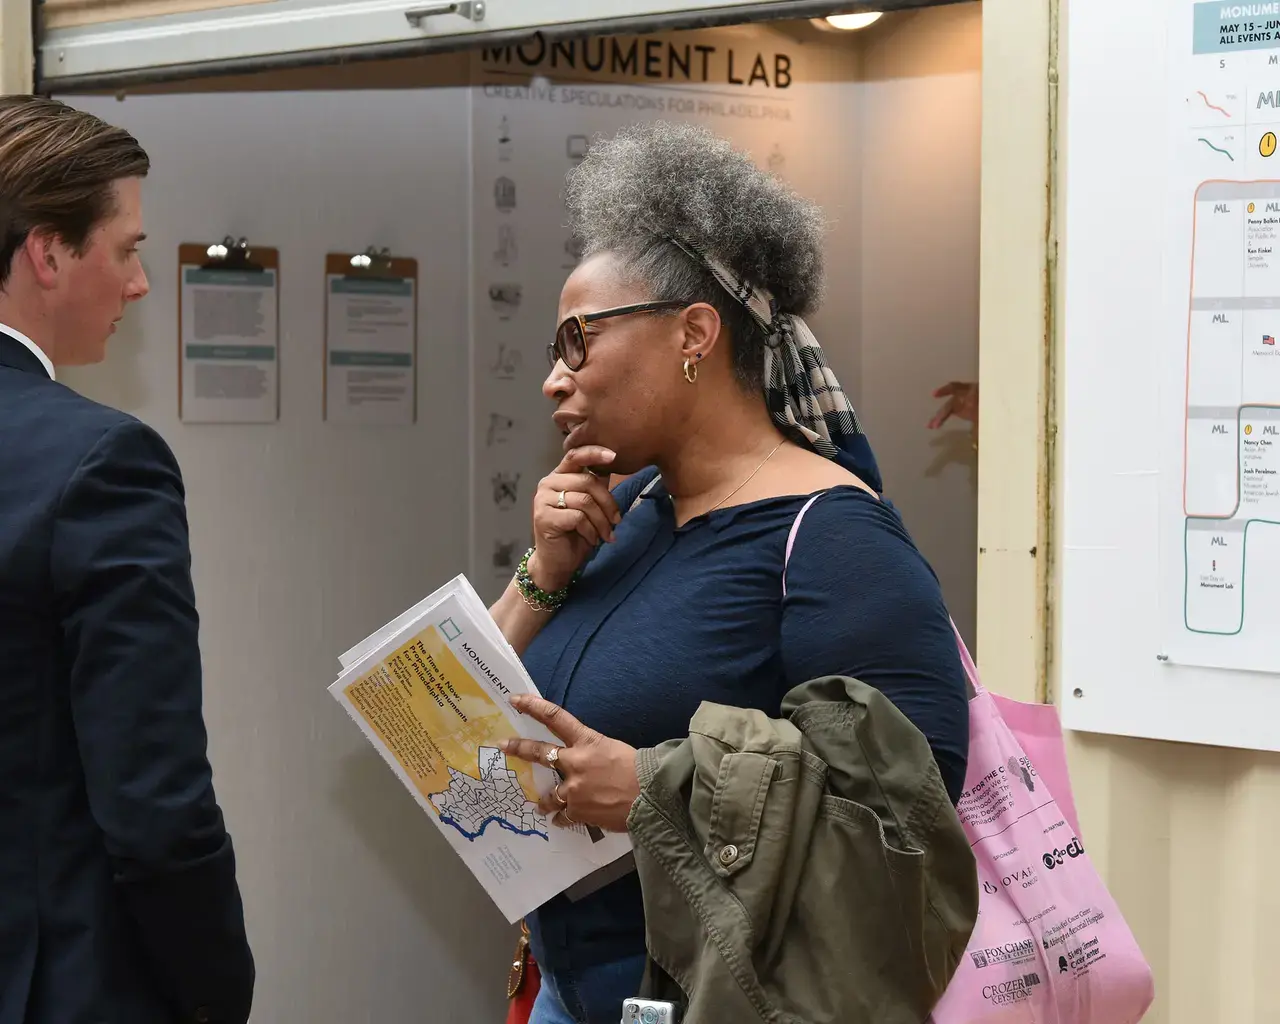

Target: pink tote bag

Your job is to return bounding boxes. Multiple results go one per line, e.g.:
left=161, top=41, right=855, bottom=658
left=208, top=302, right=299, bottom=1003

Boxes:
left=785, top=499, right=1155, bottom=1024
left=926, top=627, right=1155, bottom=1024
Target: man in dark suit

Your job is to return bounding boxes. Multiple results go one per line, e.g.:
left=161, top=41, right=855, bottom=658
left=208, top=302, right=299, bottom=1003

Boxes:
left=0, top=96, right=254, bottom=1024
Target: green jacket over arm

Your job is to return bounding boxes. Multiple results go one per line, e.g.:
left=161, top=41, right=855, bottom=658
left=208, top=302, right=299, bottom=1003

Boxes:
left=628, top=675, right=978, bottom=1023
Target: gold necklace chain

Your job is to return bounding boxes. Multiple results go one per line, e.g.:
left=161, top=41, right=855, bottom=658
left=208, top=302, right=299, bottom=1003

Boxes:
left=704, top=439, right=788, bottom=515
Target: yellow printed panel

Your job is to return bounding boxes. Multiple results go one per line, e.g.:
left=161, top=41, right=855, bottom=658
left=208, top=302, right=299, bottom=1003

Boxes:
left=342, top=624, right=539, bottom=807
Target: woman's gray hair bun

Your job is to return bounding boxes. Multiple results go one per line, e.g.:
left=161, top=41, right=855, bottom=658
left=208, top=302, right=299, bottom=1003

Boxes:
left=564, top=121, right=826, bottom=316
left=564, top=121, right=827, bottom=388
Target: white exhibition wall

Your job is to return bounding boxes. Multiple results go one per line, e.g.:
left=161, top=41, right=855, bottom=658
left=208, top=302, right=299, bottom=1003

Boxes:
left=56, top=6, right=981, bottom=1019
left=63, top=87, right=508, bottom=1023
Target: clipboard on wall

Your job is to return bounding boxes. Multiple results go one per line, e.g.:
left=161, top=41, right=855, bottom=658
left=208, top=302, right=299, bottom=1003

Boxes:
left=323, top=248, right=419, bottom=425
left=177, top=237, right=281, bottom=424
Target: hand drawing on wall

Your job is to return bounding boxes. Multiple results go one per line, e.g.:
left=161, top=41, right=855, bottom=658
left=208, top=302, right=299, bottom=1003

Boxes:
left=495, top=224, right=518, bottom=266
left=489, top=344, right=522, bottom=380
left=495, top=176, right=517, bottom=212
left=499, top=115, right=513, bottom=162
left=487, top=413, right=516, bottom=446
left=491, top=472, right=520, bottom=510
left=492, top=538, right=521, bottom=572
left=489, top=282, right=523, bottom=319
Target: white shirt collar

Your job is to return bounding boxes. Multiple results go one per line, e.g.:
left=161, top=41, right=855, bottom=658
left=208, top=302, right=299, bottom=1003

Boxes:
left=0, top=322, right=55, bottom=381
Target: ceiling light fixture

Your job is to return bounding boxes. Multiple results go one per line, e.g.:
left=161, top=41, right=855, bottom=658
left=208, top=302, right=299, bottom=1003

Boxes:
left=824, top=12, right=883, bottom=30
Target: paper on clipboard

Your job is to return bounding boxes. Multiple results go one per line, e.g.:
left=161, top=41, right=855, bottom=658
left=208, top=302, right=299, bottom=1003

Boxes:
left=178, top=241, right=280, bottom=424
left=324, top=251, right=418, bottom=425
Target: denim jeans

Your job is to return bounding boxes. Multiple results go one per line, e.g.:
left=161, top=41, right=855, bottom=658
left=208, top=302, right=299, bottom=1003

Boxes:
left=528, top=953, right=647, bottom=1024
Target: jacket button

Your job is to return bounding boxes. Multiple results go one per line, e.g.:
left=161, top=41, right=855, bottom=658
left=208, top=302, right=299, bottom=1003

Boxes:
left=718, top=844, right=739, bottom=866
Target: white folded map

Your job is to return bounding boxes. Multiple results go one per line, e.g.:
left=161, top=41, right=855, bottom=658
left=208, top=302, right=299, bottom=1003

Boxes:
left=329, top=574, right=632, bottom=923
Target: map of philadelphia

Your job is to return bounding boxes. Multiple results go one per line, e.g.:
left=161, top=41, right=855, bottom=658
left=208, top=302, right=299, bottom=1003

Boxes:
left=428, top=746, right=549, bottom=842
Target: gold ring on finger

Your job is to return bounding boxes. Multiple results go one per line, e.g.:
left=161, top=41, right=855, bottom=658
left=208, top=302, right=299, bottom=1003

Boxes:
left=556, top=490, right=568, bottom=509
left=552, top=781, right=568, bottom=808
left=560, top=808, right=578, bottom=826
left=545, top=745, right=564, bottom=775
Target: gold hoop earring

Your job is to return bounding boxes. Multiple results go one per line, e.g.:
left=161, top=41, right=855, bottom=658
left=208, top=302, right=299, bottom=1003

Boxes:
left=683, top=358, right=698, bottom=384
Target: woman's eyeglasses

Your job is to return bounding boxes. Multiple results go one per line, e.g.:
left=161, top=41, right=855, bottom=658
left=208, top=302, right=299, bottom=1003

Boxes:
left=547, top=301, right=689, bottom=371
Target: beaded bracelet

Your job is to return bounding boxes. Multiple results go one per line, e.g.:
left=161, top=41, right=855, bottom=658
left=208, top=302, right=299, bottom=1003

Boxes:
left=513, top=548, right=577, bottom=612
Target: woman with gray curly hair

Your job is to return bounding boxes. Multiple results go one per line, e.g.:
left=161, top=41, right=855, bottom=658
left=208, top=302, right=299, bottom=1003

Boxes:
left=492, top=121, right=970, bottom=1023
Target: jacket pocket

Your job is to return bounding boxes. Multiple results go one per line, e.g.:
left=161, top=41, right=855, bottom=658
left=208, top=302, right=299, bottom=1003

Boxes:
left=704, top=751, right=778, bottom=880
left=761, top=794, right=936, bottom=1024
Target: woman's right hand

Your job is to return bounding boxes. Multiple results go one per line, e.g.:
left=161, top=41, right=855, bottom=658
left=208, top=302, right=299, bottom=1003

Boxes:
left=527, top=446, right=623, bottom=593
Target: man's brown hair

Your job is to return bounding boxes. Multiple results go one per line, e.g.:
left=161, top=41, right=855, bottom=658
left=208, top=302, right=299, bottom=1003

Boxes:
left=0, top=95, right=150, bottom=288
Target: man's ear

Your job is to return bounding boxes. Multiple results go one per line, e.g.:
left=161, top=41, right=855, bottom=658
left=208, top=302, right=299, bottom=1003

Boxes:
left=679, top=302, right=723, bottom=364
left=21, top=230, right=62, bottom=289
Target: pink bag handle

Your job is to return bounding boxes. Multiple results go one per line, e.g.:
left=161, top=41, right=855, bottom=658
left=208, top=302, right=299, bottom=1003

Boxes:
left=783, top=495, right=984, bottom=697
left=781, top=494, right=823, bottom=598
left=950, top=621, right=984, bottom=697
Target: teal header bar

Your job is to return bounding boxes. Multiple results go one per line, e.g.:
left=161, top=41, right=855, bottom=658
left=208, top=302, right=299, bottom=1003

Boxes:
left=184, top=268, right=276, bottom=287
left=329, top=351, right=413, bottom=367
left=185, top=344, right=276, bottom=361
left=1194, top=3, right=1280, bottom=54
left=331, top=278, right=413, bottom=296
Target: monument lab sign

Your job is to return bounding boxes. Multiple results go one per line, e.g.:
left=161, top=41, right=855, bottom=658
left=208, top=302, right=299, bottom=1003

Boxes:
left=482, top=34, right=795, bottom=90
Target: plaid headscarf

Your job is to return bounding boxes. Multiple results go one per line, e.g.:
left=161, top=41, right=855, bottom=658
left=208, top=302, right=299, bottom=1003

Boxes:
left=664, top=235, right=883, bottom=493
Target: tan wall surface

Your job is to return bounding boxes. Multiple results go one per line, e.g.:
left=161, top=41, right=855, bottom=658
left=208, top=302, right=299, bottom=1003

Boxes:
left=0, top=0, right=33, bottom=93
left=976, top=0, right=1053, bottom=708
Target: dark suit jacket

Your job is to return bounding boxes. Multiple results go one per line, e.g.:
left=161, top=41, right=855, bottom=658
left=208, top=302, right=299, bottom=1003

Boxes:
left=0, top=331, right=254, bottom=1024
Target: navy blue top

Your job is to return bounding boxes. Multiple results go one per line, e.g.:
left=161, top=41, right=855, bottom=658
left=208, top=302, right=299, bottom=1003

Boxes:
left=523, top=466, right=969, bottom=972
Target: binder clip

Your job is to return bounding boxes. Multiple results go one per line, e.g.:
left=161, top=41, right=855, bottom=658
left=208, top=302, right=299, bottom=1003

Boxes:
left=202, top=236, right=263, bottom=272
left=346, top=246, right=399, bottom=280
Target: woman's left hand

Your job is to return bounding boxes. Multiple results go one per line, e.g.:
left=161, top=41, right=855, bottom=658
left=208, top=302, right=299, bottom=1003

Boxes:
left=499, top=695, right=641, bottom=833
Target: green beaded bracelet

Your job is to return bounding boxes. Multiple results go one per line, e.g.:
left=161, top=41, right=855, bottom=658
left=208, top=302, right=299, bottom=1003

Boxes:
left=513, top=548, right=577, bottom=612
